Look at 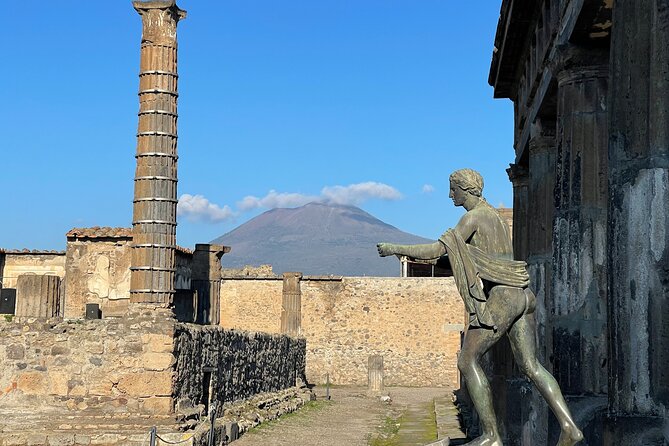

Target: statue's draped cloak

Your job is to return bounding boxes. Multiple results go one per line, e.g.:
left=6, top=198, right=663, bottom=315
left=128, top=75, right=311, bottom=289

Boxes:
left=438, top=229, right=530, bottom=329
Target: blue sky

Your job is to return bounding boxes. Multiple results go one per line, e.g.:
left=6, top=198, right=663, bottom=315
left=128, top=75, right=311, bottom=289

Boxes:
left=0, top=1, right=512, bottom=250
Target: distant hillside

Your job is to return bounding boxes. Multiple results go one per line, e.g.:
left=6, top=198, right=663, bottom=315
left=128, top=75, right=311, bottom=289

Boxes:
left=212, top=202, right=433, bottom=277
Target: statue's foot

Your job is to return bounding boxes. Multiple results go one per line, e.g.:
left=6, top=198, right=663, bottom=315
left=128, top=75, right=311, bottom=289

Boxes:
left=460, top=435, right=503, bottom=446
left=557, top=423, right=583, bottom=446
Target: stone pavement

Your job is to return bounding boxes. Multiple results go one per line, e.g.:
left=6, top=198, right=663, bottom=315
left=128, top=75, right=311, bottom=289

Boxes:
left=232, top=386, right=468, bottom=446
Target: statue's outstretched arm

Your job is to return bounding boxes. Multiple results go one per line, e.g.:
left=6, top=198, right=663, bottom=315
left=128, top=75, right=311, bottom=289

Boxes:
left=377, top=241, right=446, bottom=260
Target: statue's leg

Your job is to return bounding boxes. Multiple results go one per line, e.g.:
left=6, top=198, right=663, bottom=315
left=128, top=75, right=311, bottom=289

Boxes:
left=457, top=286, right=525, bottom=446
left=507, top=309, right=584, bottom=446
left=458, top=328, right=504, bottom=446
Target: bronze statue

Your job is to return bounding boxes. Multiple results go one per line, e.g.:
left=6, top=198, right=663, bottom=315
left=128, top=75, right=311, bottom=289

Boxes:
left=377, top=169, right=583, bottom=446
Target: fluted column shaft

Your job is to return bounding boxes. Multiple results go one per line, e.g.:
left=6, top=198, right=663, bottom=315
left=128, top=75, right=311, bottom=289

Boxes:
left=281, top=273, right=302, bottom=336
left=130, top=1, right=186, bottom=305
left=607, top=0, right=669, bottom=437
left=551, top=46, right=608, bottom=396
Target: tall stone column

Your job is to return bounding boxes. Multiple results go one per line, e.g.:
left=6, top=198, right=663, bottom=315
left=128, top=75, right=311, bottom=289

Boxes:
left=130, top=1, right=186, bottom=306
left=522, top=119, right=556, bottom=446
left=551, top=46, right=608, bottom=397
left=527, top=118, right=557, bottom=364
left=606, top=1, right=669, bottom=443
left=485, top=163, right=530, bottom=443
left=281, top=273, right=302, bottom=336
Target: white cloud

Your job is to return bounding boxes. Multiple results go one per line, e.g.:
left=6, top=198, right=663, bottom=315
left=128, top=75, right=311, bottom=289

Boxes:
left=422, top=184, right=435, bottom=194
left=177, top=194, right=236, bottom=223
left=320, top=182, right=403, bottom=205
left=239, top=182, right=402, bottom=211
left=237, top=190, right=319, bottom=211
left=180, top=182, right=403, bottom=225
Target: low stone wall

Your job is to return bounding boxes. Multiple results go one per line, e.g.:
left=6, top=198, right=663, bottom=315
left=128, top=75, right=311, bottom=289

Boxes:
left=173, top=324, right=306, bottom=411
left=220, top=276, right=464, bottom=387
left=0, top=307, right=176, bottom=419
left=0, top=308, right=309, bottom=445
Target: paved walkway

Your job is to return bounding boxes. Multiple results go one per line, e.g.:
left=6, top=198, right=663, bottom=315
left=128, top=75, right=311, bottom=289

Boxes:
left=232, top=387, right=468, bottom=446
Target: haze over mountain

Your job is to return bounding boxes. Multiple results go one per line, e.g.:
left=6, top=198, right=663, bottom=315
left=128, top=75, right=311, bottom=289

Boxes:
left=212, top=202, right=433, bottom=277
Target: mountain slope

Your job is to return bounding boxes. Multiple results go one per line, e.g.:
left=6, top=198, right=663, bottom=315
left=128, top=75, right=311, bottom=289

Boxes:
left=212, top=202, right=433, bottom=277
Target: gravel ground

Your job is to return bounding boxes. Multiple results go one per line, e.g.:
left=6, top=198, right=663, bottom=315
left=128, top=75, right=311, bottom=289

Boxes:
left=232, top=386, right=456, bottom=446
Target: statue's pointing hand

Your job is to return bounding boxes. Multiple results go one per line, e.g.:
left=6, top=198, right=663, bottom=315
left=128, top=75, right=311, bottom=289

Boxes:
left=377, top=243, right=394, bottom=257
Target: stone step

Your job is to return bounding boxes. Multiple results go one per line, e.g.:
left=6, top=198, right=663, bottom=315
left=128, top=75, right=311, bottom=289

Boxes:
left=434, top=395, right=467, bottom=445
left=396, top=401, right=438, bottom=446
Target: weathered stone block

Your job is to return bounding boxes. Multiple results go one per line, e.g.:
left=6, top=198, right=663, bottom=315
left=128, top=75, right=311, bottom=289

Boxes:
left=140, top=352, right=175, bottom=371
left=141, top=396, right=172, bottom=414
left=7, top=344, right=25, bottom=360
left=141, top=333, right=173, bottom=353
left=47, top=433, right=75, bottom=446
left=4, top=434, right=29, bottom=446
left=17, top=371, right=48, bottom=395
left=88, top=376, right=117, bottom=396
left=27, top=434, right=48, bottom=446
left=68, top=379, right=87, bottom=397
left=73, top=435, right=91, bottom=445
left=48, top=372, right=70, bottom=396
left=90, top=434, right=120, bottom=445
left=117, top=371, right=173, bottom=397
left=51, top=345, right=70, bottom=356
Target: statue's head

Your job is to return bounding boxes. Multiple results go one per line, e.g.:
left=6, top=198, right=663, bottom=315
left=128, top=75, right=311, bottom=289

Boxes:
left=449, top=168, right=484, bottom=207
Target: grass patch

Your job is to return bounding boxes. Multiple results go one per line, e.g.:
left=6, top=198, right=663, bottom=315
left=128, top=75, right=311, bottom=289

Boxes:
left=246, top=399, right=331, bottom=433
left=3, top=314, right=14, bottom=322
left=368, top=414, right=402, bottom=446
left=423, top=400, right=438, bottom=442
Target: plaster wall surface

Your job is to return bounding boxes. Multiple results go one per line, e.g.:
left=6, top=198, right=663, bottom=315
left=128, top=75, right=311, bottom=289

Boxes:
left=64, top=239, right=132, bottom=319
left=220, top=277, right=464, bottom=387
left=1, top=254, right=66, bottom=289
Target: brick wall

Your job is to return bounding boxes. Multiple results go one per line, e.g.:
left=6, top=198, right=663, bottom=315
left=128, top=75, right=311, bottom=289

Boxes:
left=220, top=276, right=464, bottom=387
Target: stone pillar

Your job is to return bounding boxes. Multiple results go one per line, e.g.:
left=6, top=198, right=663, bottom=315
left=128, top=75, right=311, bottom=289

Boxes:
left=15, top=275, right=61, bottom=318
left=130, top=1, right=187, bottom=306
left=192, top=244, right=229, bottom=325
left=521, top=119, right=557, bottom=446
left=605, top=1, right=669, bottom=443
left=527, top=118, right=557, bottom=365
left=367, top=355, right=384, bottom=394
left=551, top=46, right=608, bottom=397
left=507, top=163, right=529, bottom=261
left=281, top=273, right=302, bottom=336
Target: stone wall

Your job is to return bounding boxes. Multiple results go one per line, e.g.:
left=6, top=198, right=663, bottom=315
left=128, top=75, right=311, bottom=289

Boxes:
left=0, top=252, right=66, bottom=289
left=0, top=307, right=309, bottom=445
left=173, top=324, right=306, bottom=411
left=220, top=276, right=464, bottom=387
left=0, top=307, right=177, bottom=422
left=64, top=237, right=133, bottom=319
left=63, top=229, right=194, bottom=320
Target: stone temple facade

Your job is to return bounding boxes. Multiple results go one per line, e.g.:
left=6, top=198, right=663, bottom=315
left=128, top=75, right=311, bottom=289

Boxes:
left=489, top=1, right=669, bottom=445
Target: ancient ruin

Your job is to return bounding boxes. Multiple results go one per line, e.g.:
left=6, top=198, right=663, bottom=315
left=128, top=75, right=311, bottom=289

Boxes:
left=3, top=1, right=668, bottom=445
left=0, top=3, right=311, bottom=445
left=130, top=1, right=185, bottom=306
left=490, top=0, right=669, bottom=444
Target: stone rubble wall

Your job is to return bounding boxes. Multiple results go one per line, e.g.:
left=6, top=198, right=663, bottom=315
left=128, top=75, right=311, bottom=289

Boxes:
left=173, top=324, right=306, bottom=411
left=0, top=308, right=177, bottom=420
left=220, top=277, right=464, bottom=387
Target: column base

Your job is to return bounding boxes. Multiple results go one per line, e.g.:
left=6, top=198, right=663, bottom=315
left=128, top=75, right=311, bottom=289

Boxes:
left=603, top=415, right=667, bottom=446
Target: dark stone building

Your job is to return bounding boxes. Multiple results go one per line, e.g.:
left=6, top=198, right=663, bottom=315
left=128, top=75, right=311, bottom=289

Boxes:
left=489, top=1, right=668, bottom=445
